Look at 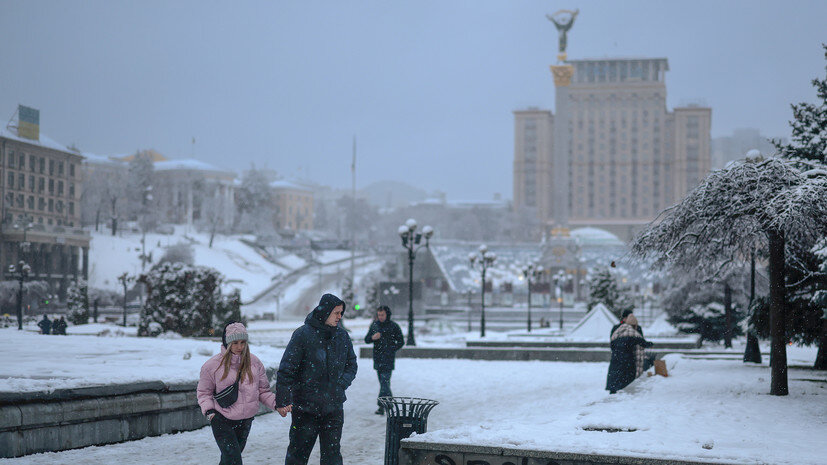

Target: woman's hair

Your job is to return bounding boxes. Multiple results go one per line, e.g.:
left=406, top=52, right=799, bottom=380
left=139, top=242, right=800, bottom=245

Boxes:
left=219, top=340, right=253, bottom=384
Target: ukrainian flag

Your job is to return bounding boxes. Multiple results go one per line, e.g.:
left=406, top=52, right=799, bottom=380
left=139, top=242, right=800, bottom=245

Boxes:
left=18, top=105, right=40, bottom=141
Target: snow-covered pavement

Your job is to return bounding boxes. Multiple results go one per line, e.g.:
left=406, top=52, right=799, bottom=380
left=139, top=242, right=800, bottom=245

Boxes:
left=1, top=326, right=824, bottom=465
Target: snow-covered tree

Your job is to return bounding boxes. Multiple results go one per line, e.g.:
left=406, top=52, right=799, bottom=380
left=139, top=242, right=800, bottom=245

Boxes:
left=126, top=151, right=156, bottom=229
left=137, top=262, right=240, bottom=337
left=671, top=302, right=744, bottom=344
left=632, top=157, right=827, bottom=395
left=66, top=279, right=90, bottom=325
left=586, top=267, right=634, bottom=318
left=234, top=167, right=274, bottom=234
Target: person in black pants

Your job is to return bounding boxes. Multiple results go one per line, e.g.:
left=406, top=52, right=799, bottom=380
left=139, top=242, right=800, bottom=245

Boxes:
left=276, top=294, right=357, bottom=465
left=363, top=305, right=404, bottom=415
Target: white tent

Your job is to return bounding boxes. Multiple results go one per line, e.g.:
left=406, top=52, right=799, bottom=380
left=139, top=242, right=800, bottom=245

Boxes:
left=567, top=303, right=620, bottom=340
left=643, top=311, right=680, bottom=337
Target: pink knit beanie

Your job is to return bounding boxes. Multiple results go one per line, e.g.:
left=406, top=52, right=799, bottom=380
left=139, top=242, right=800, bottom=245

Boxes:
left=224, top=322, right=248, bottom=346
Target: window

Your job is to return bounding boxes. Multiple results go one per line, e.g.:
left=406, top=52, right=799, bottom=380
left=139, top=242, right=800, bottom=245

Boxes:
left=18, top=174, right=24, bottom=190
left=38, top=177, right=45, bottom=193
left=69, top=164, right=75, bottom=177
left=58, top=162, right=64, bottom=176
left=69, top=202, right=74, bottom=215
left=48, top=198, right=54, bottom=212
left=69, top=183, right=75, bottom=197
left=18, top=154, right=25, bottom=168
left=39, top=158, right=45, bottom=173
left=29, top=175, right=34, bottom=192
left=7, top=172, right=14, bottom=188
left=49, top=179, right=54, bottom=194
left=58, top=181, right=63, bottom=196
left=49, top=160, right=55, bottom=175
left=38, top=198, right=45, bottom=211
left=27, top=196, right=34, bottom=209
left=17, top=194, right=24, bottom=208
left=30, top=155, right=36, bottom=172
left=8, top=151, right=15, bottom=168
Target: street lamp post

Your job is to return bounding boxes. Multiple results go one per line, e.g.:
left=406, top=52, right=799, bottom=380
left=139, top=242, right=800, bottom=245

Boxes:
left=553, top=270, right=570, bottom=330
left=117, top=272, right=133, bottom=327
left=398, top=218, right=434, bottom=346
left=9, top=260, right=31, bottom=330
left=521, top=263, right=543, bottom=333
left=469, top=245, right=496, bottom=338
left=13, top=214, right=35, bottom=262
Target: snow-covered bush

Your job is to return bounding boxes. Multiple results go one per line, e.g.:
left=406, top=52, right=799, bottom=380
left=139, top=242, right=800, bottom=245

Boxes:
left=586, top=267, right=634, bottom=319
left=67, top=279, right=90, bottom=325
left=672, top=302, right=744, bottom=344
left=137, top=262, right=242, bottom=337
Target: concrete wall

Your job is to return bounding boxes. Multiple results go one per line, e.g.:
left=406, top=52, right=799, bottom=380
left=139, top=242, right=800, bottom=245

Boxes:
left=400, top=440, right=735, bottom=465
left=0, top=381, right=209, bottom=458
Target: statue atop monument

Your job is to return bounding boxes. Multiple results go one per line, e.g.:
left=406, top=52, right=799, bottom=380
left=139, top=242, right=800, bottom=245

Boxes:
left=546, top=9, right=579, bottom=59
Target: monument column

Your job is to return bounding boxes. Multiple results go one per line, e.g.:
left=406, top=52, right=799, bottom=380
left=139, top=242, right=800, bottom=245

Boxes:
left=550, top=63, right=573, bottom=229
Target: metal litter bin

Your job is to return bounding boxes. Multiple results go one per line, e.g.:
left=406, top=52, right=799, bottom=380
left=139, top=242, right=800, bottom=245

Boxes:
left=378, top=396, right=439, bottom=465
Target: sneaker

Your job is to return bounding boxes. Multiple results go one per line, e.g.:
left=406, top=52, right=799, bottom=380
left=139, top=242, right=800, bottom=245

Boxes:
left=374, top=408, right=384, bottom=415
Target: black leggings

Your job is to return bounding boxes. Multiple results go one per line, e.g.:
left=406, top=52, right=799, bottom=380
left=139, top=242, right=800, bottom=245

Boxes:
left=210, top=414, right=254, bottom=465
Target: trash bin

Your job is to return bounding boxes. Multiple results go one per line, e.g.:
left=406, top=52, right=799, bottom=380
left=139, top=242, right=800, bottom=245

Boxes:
left=378, top=396, right=439, bottom=465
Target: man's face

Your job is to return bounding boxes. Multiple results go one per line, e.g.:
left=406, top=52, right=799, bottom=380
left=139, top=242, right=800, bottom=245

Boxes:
left=377, top=310, right=387, bottom=322
left=325, top=305, right=344, bottom=327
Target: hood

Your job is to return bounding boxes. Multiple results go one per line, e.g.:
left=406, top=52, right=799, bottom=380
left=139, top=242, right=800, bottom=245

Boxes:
left=305, top=293, right=346, bottom=334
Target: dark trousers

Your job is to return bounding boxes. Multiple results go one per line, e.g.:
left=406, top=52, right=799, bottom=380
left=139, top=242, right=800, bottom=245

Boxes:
left=377, top=369, right=393, bottom=407
left=210, top=414, right=253, bottom=465
left=285, top=408, right=344, bottom=465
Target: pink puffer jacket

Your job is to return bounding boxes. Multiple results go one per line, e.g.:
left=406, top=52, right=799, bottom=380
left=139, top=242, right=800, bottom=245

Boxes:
left=196, top=346, right=276, bottom=420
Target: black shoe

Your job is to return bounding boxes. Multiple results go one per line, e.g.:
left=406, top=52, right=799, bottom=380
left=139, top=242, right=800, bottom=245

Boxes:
left=374, top=408, right=384, bottom=415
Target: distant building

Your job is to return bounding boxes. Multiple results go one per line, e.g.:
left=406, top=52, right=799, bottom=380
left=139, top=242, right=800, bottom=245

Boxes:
left=1, top=108, right=91, bottom=298
left=153, top=159, right=235, bottom=228
left=711, top=128, right=779, bottom=169
left=514, top=57, right=712, bottom=241
left=270, top=180, right=314, bottom=231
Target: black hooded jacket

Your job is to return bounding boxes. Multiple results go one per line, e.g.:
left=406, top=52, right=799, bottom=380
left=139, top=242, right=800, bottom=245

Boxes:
left=275, top=294, right=358, bottom=415
left=363, top=309, right=404, bottom=371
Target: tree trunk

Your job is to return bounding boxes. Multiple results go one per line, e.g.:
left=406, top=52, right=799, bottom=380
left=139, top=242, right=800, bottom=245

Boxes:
left=723, top=282, right=733, bottom=348
left=815, top=318, right=827, bottom=370
left=768, top=230, right=788, bottom=396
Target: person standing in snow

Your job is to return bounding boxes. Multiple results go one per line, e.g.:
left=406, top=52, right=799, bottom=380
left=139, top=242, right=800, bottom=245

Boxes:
left=275, top=293, right=357, bottom=465
left=197, top=322, right=276, bottom=465
left=363, top=305, right=404, bottom=415
left=606, top=314, right=653, bottom=394
left=53, top=316, right=67, bottom=335
left=37, top=314, right=51, bottom=334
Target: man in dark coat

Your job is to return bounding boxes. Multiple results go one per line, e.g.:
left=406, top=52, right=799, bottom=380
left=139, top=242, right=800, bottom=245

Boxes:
left=276, top=293, right=357, bottom=465
left=37, top=315, right=51, bottom=335
left=53, top=316, right=67, bottom=335
left=363, top=305, right=404, bottom=415
left=610, top=309, right=644, bottom=338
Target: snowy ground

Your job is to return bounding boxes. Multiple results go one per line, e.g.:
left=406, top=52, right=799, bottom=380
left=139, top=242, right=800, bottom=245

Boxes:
left=1, top=324, right=824, bottom=465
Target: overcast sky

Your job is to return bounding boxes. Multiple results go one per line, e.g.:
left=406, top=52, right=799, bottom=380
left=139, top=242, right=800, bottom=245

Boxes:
left=2, top=1, right=825, bottom=201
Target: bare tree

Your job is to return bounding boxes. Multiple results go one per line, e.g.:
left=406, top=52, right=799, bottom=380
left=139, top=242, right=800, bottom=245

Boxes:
left=632, top=157, right=827, bottom=395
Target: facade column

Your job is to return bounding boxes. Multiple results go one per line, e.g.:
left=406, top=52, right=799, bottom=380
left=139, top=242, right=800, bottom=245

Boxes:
left=82, top=246, right=89, bottom=281
left=550, top=62, right=574, bottom=229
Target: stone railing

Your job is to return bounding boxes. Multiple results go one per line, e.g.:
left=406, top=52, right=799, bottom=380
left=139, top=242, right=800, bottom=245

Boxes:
left=1, top=381, right=209, bottom=458
left=399, top=440, right=740, bottom=465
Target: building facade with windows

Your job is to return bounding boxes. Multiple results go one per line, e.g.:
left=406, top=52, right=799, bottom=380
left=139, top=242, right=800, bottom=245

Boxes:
left=513, top=57, right=712, bottom=241
left=0, top=126, right=91, bottom=298
left=270, top=180, right=314, bottom=231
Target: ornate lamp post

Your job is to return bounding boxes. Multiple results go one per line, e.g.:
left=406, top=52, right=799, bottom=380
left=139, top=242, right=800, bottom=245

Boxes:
left=398, top=218, right=434, bottom=346
left=13, top=214, right=35, bottom=262
left=469, top=245, right=496, bottom=338
left=117, top=272, right=133, bottom=327
left=9, top=260, right=31, bottom=330
left=520, top=263, right=543, bottom=333
left=553, top=270, right=571, bottom=330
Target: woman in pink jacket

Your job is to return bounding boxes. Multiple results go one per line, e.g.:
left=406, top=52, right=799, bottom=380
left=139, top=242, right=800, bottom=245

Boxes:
left=197, top=322, right=276, bottom=465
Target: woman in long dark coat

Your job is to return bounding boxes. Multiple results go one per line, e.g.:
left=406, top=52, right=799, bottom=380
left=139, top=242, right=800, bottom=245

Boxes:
left=606, top=314, right=653, bottom=393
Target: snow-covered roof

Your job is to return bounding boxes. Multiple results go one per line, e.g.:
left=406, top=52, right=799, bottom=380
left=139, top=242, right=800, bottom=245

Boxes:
left=270, top=180, right=313, bottom=192
left=153, top=158, right=232, bottom=175
left=570, top=227, right=624, bottom=246
left=81, top=151, right=124, bottom=166
left=567, top=303, right=619, bottom=339
left=0, top=126, right=76, bottom=155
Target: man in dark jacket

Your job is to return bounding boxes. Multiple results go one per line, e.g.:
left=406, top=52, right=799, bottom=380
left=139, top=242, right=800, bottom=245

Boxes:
left=363, top=305, right=404, bottom=415
left=276, top=293, right=357, bottom=465
left=610, top=309, right=644, bottom=338
left=37, top=315, right=51, bottom=335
